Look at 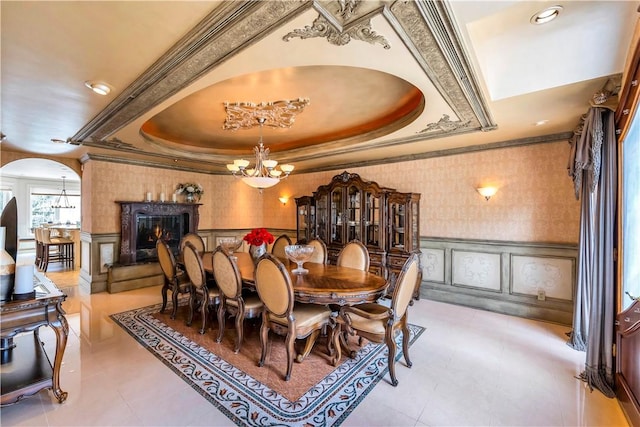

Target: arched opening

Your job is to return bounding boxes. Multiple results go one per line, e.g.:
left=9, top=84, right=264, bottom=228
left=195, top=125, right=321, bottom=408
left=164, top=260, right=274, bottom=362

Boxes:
left=1, top=158, right=81, bottom=267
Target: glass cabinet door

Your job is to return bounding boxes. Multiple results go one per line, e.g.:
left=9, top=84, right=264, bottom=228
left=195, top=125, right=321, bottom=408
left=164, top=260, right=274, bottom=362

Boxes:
left=295, top=196, right=316, bottom=242
left=364, top=191, right=382, bottom=248
left=390, top=201, right=406, bottom=250
left=297, top=204, right=308, bottom=241
left=330, top=188, right=343, bottom=245
left=346, top=185, right=361, bottom=242
left=316, top=193, right=328, bottom=243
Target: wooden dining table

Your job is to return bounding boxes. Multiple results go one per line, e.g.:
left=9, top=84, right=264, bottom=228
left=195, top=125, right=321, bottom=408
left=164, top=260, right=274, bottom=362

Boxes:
left=203, top=251, right=388, bottom=361
left=205, top=251, right=388, bottom=306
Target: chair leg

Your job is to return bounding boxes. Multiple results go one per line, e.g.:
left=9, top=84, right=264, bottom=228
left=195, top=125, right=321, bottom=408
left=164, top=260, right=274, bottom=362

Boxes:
left=234, top=310, right=245, bottom=354
left=401, top=318, right=412, bottom=368
left=171, top=286, right=180, bottom=320
left=297, top=329, right=320, bottom=363
left=199, top=298, right=208, bottom=334
left=42, top=245, right=50, bottom=272
left=160, top=283, right=169, bottom=313
left=258, top=319, right=269, bottom=368
left=216, top=302, right=226, bottom=343
left=386, top=327, right=398, bottom=387
left=284, top=331, right=295, bottom=381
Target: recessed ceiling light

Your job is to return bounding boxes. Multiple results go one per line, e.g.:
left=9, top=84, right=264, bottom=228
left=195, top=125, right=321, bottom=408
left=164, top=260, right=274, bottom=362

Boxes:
left=534, top=119, right=549, bottom=126
left=51, top=138, right=66, bottom=143
left=84, top=81, right=111, bottom=95
left=530, top=5, right=563, bottom=25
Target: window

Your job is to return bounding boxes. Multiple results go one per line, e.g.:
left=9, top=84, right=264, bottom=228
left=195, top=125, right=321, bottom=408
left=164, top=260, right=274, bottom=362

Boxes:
left=0, top=189, right=14, bottom=211
left=621, top=104, right=639, bottom=310
left=30, top=187, right=81, bottom=230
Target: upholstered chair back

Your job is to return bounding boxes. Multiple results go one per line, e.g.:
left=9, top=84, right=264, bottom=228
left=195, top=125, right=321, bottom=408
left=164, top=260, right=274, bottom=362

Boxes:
left=40, top=227, right=54, bottom=244
left=337, top=240, right=369, bottom=271
left=156, top=239, right=176, bottom=282
left=212, top=248, right=242, bottom=299
left=180, top=232, right=205, bottom=254
left=307, top=239, right=328, bottom=264
left=182, top=241, right=206, bottom=290
left=255, top=254, right=294, bottom=318
left=271, top=234, right=292, bottom=262
left=391, top=253, right=420, bottom=319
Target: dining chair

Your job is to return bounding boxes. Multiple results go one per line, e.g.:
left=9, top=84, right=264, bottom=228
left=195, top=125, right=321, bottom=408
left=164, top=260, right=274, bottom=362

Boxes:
left=254, top=253, right=332, bottom=381
left=212, top=247, right=263, bottom=353
left=180, top=232, right=205, bottom=255
left=38, top=227, right=74, bottom=272
left=336, top=240, right=369, bottom=271
left=331, top=253, right=420, bottom=386
left=34, top=227, right=43, bottom=269
left=157, top=239, right=191, bottom=320
left=271, top=234, right=292, bottom=262
left=183, top=241, right=221, bottom=334
left=306, top=238, right=328, bottom=264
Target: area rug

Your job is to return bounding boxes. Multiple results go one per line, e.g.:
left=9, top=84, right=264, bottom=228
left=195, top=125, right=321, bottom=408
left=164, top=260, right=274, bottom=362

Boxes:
left=110, top=301, right=425, bottom=427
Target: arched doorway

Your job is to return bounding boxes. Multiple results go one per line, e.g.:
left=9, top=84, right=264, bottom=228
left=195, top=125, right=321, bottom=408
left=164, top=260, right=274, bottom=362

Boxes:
left=0, top=158, right=81, bottom=263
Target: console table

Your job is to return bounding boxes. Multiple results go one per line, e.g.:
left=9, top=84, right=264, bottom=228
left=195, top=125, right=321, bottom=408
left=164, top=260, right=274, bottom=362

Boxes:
left=0, top=272, right=68, bottom=405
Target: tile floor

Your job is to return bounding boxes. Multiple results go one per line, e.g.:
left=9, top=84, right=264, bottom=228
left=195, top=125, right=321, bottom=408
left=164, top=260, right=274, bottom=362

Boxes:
left=0, top=255, right=631, bottom=427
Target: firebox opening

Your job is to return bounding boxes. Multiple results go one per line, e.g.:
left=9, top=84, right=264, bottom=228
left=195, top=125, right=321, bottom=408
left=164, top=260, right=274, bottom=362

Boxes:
left=136, top=213, right=188, bottom=262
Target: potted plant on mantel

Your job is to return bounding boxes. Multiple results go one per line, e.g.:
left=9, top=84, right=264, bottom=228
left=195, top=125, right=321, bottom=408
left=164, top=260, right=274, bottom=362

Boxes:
left=175, top=183, right=204, bottom=203
left=243, top=228, right=274, bottom=263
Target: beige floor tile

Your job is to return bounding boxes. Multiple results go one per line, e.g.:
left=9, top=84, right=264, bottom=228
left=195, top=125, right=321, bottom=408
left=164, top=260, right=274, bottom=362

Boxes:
left=0, top=261, right=630, bottom=427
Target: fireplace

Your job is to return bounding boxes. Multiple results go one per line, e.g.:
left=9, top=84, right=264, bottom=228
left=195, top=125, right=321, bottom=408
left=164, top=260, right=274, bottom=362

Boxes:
left=117, top=201, right=200, bottom=265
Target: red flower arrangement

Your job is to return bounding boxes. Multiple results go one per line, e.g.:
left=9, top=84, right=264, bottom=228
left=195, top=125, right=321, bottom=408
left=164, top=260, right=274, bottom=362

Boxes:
left=243, top=228, right=274, bottom=246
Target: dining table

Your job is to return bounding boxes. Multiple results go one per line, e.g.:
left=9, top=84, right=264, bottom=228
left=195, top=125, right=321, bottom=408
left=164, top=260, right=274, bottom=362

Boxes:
left=206, top=252, right=388, bottom=305
left=203, top=251, right=388, bottom=361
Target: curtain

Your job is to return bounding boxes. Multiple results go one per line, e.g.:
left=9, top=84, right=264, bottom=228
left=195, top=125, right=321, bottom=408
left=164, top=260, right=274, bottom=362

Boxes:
left=566, top=106, right=617, bottom=398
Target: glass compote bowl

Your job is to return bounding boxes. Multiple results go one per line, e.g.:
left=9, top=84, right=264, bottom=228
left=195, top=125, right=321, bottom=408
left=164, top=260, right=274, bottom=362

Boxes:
left=284, top=244, right=315, bottom=275
left=218, top=237, right=242, bottom=258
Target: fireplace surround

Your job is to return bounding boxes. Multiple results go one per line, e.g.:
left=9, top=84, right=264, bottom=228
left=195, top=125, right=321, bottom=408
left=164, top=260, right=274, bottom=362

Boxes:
left=117, top=201, right=200, bottom=265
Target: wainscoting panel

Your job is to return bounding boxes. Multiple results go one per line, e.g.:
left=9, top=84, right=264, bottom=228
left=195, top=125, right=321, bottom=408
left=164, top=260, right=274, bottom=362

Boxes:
left=451, top=250, right=501, bottom=291
left=421, top=248, right=445, bottom=283
left=420, top=238, right=577, bottom=325
left=511, top=255, right=574, bottom=300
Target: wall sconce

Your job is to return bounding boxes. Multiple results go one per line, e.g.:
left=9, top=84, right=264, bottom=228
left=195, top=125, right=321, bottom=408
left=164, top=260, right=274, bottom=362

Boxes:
left=278, top=197, right=289, bottom=206
left=477, top=186, right=498, bottom=201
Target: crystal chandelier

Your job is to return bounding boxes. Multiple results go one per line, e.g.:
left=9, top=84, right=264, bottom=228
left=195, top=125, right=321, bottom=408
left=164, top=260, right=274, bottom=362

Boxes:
left=51, top=176, right=75, bottom=209
left=226, top=118, right=294, bottom=190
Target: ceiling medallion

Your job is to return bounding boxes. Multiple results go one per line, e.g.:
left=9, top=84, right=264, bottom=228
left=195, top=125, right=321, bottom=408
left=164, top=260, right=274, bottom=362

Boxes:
left=223, top=98, right=310, bottom=130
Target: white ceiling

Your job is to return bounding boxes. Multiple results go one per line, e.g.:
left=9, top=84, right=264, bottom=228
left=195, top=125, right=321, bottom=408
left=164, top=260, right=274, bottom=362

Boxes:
left=1, top=1, right=637, bottom=179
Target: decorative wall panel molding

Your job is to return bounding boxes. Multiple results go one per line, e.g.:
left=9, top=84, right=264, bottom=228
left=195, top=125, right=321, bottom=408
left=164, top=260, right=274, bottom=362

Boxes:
left=452, top=250, right=501, bottom=291
left=511, top=255, right=574, bottom=300
left=421, top=248, right=444, bottom=283
left=419, top=237, right=577, bottom=325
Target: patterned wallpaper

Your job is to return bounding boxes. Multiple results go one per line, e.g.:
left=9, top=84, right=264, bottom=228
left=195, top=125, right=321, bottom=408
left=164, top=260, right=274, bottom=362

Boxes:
left=83, top=140, right=580, bottom=244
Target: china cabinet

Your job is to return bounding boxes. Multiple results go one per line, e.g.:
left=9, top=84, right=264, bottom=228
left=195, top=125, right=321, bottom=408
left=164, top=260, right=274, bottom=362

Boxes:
left=296, top=171, right=421, bottom=297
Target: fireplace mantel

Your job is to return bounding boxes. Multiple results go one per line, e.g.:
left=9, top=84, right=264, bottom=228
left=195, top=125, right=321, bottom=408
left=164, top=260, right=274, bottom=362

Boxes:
left=117, top=201, right=200, bottom=265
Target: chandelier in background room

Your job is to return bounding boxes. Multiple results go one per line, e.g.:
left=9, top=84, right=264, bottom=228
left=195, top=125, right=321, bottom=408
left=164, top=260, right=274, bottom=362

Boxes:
left=225, top=98, right=309, bottom=190
left=51, top=176, right=75, bottom=209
